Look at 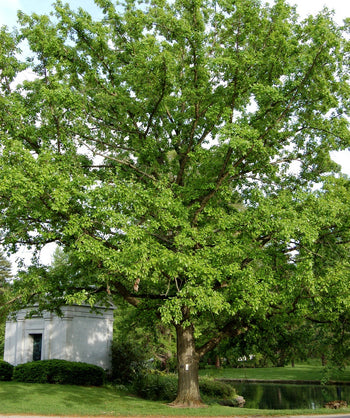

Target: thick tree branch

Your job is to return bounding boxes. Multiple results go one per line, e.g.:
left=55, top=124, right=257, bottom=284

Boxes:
left=196, top=320, right=247, bottom=359
left=111, top=279, right=141, bottom=307
left=192, top=147, right=233, bottom=225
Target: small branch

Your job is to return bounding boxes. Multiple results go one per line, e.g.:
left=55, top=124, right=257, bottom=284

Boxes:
left=144, top=58, right=167, bottom=138
left=175, top=277, right=181, bottom=292
left=76, top=137, right=156, bottom=181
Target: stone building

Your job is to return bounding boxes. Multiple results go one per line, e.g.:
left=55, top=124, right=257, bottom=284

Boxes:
left=3, top=305, right=114, bottom=370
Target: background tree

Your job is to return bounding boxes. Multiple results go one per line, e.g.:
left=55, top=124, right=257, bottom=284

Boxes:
left=1, top=0, right=350, bottom=406
left=0, top=250, right=12, bottom=356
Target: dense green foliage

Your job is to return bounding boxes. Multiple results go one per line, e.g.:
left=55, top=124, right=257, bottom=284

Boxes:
left=0, top=360, right=13, bottom=381
left=202, top=318, right=313, bottom=368
left=1, top=0, right=350, bottom=405
left=199, top=377, right=237, bottom=402
left=12, top=359, right=105, bottom=386
left=134, top=372, right=237, bottom=403
left=0, top=252, right=12, bottom=357
left=133, top=372, right=178, bottom=401
left=110, top=340, right=147, bottom=384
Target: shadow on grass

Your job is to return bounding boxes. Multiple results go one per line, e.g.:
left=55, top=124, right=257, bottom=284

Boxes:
left=3, top=381, right=348, bottom=417
left=0, top=382, right=122, bottom=415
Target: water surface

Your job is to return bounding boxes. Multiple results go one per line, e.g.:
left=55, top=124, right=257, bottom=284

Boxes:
left=232, top=382, right=350, bottom=409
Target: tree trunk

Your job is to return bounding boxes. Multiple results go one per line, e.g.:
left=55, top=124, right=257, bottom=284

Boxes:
left=169, top=323, right=205, bottom=408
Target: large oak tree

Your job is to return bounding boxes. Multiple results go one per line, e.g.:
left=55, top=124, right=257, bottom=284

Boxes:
left=1, top=0, right=350, bottom=406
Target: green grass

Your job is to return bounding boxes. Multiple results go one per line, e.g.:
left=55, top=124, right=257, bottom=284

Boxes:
left=199, top=364, right=350, bottom=382
left=2, top=364, right=350, bottom=417
left=0, top=381, right=345, bottom=417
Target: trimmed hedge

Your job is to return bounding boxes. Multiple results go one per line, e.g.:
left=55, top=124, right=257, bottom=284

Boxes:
left=0, top=360, right=14, bottom=381
left=13, top=359, right=105, bottom=386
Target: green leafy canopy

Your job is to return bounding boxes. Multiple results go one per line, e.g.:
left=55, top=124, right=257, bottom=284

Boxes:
left=1, top=0, right=350, bottom=361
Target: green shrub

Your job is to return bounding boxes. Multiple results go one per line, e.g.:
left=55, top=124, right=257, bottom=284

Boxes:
left=111, top=341, right=147, bottom=384
left=13, top=359, right=105, bottom=386
left=0, top=360, right=13, bottom=381
left=133, top=372, right=178, bottom=401
left=133, top=372, right=236, bottom=403
left=199, top=377, right=236, bottom=400
left=14, top=361, right=50, bottom=384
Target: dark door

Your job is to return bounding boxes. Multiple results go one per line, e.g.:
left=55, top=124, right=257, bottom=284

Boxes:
left=32, top=334, right=42, bottom=361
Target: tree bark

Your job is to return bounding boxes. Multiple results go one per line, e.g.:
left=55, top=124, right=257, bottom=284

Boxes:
left=169, top=322, right=205, bottom=408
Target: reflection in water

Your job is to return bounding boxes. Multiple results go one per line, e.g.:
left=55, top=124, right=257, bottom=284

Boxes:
left=232, top=383, right=350, bottom=409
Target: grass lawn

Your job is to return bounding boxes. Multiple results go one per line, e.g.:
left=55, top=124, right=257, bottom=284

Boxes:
left=199, top=364, right=350, bottom=382
left=2, top=365, right=350, bottom=417
left=199, top=363, right=350, bottom=382
left=0, top=380, right=345, bottom=417
left=0, top=381, right=271, bottom=416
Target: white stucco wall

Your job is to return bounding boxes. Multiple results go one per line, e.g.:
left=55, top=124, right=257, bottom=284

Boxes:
left=4, top=305, right=114, bottom=370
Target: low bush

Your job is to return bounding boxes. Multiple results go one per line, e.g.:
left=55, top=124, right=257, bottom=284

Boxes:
left=133, top=372, right=177, bottom=401
left=111, top=341, right=147, bottom=384
left=13, top=359, right=105, bottom=386
left=133, top=372, right=237, bottom=403
left=199, top=376, right=236, bottom=401
left=0, top=360, right=14, bottom=381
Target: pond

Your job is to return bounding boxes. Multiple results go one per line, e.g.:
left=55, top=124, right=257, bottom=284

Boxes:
left=231, top=382, right=350, bottom=409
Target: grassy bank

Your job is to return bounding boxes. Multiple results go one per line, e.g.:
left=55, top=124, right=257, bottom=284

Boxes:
left=2, top=364, right=350, bottom=416
left=199, top=364, right=350, bottom=382
left=0, top=381, right=344, bottom=417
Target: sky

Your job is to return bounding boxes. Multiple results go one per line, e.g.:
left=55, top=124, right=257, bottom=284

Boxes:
left=1, top=0, right=350, bottom=24
left=0, top=0, right=349, bottom=269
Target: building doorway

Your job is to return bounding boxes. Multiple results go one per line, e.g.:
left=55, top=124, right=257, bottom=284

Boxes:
left=31, top=334, right=42, bottom=361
